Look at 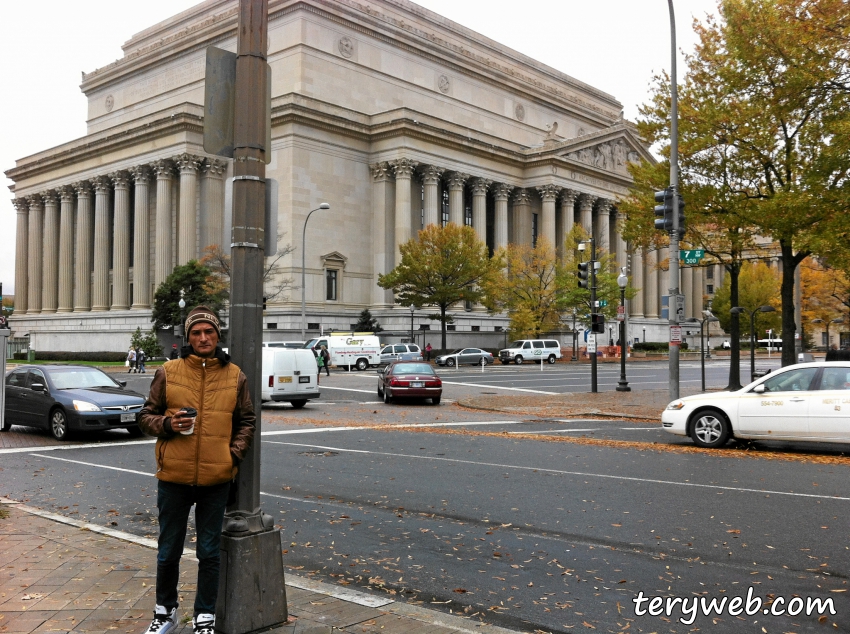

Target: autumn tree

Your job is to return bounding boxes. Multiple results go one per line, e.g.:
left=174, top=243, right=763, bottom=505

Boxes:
left=378, top=223, right=502, bottom=350
left=201, top=232, right=297, bottom=304
left=801, top=259, right=848, bottom=348
left=151, top=261, right=226, bottom=331
left=711, top=261, right=781, bottom=338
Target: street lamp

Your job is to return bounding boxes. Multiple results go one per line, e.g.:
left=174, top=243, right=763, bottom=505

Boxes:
left=731, top=305, right=775, bottom=382
left=178, top=289, right=186, bottom=349
left=301, top=203, right=331, bottom=340
left=616, top=268, right=630, bottom=392
left=409, top=305, right=415, bottom=344
left=642, top=326, right=646, bottom=344
left=685, top=313, right=719, bottom=392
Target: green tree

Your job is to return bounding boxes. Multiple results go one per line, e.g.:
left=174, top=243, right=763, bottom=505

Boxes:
left=378, top=223, right=502, bottom=350
left=711, top=261, right=781, bottom=336
left=352, top=309, right=382, bottom=333
left=130, top=326, right=164, bottom=359
left=151, top=261, right=226, bottom=331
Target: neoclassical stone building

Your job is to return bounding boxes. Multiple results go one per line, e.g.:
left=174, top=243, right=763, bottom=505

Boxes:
left=5, top=0, right=715, bottom=352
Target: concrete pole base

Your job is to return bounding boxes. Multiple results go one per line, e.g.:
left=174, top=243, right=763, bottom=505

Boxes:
left=216, top=528, right=287, bottom=633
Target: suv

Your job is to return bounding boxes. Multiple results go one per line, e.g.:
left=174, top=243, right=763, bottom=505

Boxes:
left=379, top=343, right=423, bottom=364
left=499, top=339, right=562, bottom=365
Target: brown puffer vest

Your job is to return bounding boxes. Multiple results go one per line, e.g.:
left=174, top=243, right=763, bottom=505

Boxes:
left=154, top=355, right=241, bottom=486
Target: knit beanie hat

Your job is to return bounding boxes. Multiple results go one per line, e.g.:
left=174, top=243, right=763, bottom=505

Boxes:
left=185, top=306, right=221, bottom=338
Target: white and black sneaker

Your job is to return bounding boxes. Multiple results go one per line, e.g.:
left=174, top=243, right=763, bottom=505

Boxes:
left=193, top=613, right=215, bottom=634
left=145, top=605, right=177, bottom=634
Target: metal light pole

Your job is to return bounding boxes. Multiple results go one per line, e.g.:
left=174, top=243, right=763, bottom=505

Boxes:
left=685, top=314, right=718, bottom=391
left=409, top=305, right=415, bottom=343
left=300, top=203, right=330, bottom=340
left=616, top=268, right=630, bottom=392
left=732, top=305, right=775, bottom=383
left=667, top=0, right=682, bottom=402
left=578, top=238, right=598, bottom=392
left=571, top=309, right=578, bottom=361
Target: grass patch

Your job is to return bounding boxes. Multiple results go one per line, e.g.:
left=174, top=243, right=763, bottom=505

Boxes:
left=0, top=508, right=9, bottom=520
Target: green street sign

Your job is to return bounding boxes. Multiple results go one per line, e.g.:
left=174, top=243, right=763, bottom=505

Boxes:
left=598, top=300, right=608, bottom=308
left=680, top=249, right=705, bottom=265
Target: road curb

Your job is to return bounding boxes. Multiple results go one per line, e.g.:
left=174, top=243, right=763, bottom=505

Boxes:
left=455, top=399, right=657, bottom=420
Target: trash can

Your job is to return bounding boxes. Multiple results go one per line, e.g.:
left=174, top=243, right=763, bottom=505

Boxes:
left=27, top=349, right=35, bottom=362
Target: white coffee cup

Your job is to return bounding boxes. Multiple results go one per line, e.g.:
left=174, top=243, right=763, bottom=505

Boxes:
left=179, top=408, right=197, bottom=435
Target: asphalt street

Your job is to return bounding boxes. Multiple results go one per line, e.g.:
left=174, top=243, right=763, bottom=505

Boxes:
left=3, top=357, right=845, bottom=633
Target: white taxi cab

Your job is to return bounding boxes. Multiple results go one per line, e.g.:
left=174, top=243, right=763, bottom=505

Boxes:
left=662, top=362, right=850, bottom=448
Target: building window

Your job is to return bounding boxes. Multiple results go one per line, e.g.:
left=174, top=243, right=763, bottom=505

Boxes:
left=706, top=267, right=714, bottom=280
left=267, top=322, right=278, bottom=330
left=472, top=325, right=480, bottom=332
left=707, top=284, right=714, bottom=294
left=441, top=186, right=449, bottom=227
left=531, top=213, right=538, bottom=248
left=447, top=325, right=456, bottom=331
left=822, top=332, right=829, bottom=347
left=326, top=269, right=338, bottom=301
left=464, top=188, right=473, bottom=227
left=495, top=326, right=504, bottom=332
left=307, top=322, right=320, bottom=330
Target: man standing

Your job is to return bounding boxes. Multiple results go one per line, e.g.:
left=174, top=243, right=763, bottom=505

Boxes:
left=170, top=343, right=179, bottom=360
left=139, top=306, right=256, bottom=634
left=137, top=348, right=146, bottom=374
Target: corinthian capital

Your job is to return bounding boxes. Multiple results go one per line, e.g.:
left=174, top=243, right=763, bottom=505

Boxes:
left=109, top=170, right=132, bottom=189
left=511, top=188, right=531, bottom=205
left=27, top=194, right=44, bottom=210
left=129, top=165, right=152, bottom=184
left=41, top=190, right=59, bottom=206
left=536, top=184, right=562, bottom=201
left=370, top=162, right=392, bottom=181
left=12, top=197, right=29, bottom=213
left=202, top=158, right=227, bottom=178
left=59, top=185, right=76, bottom=204
left=174, top=153, right=201, bottom=174
left=578, top=193, right=598, bottom=209
left=492, top=183, right=512, bottom=200
left=446, top=172, right=469, bottom=190
left=153, top=160, right=175, bottom=178
left=420, top=165, right=444, bottom=184
left=390, top=158, right=418, bottom=179
left=73, top=181, right=93, bottom=198
left=596, top=198, right=614, bottom=215
left=92, top=175, right=112, bottom=194
left=471, top=178, right=492, bottom=196
left=560, top=188, right=579, bottom=207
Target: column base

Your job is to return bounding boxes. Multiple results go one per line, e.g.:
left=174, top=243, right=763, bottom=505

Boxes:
left=216, top=528, right=287, bottom=634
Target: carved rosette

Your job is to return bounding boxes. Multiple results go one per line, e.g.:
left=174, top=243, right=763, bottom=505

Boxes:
left=109, top=171, right=131, bottom=190
left=514, top=103, right=525, bottom=121
left=438, top=74, right=450, bottom=93
left=175, top=153, right=201, bottom=174
left=492, top=183, right=512, bottom=201
left=338, top=36, right=354, bottom=58
left=59, top=185, right=76, bottom=204
left=370, top=162, right=392, bottom=181
left=471, top=178, right=492, bottom=196
left=390, top=158, right=418, bottom=180
left=202, top=159, right=227, bottom=178
left=420, top=165, right=444, bottom=185
left=511, top=188, right=531, bottom=205
left=446, top=172, right=468, bottom=191
left=153, top=160, right=174, bottom=179
left=536, top=184, right=562, bottom=201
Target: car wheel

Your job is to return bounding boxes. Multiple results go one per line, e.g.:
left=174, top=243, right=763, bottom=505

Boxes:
left=547, top=354, right=556, bottom=364
left=689, top=409, right=731, bottom=448
left=50, top=408, right=71, bottom=441
left=514, top=355, right=523, bottom=365
left=127, top=426, right=145, bottom=438
left=356, top=358, right=369, bottom=371
left=431, top=396, right=441, bottom=405
left=377, top=386, right=384, bottom=397
left=478, top=357, right=486, bottom=366
left=383, top=389, right=392, bottom=404
left=290, top=400, right=307, bottom=409
left=446, top=358, right=456, bottom=367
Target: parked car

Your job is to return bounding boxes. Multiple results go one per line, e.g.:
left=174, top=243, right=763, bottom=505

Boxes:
left=2, top=365, right=146, bottom=440
left=499, top=339, right=562, bottom=364
left=662, top=361, right=850, bottom=448
left=261, top=348, right=320, bottom=407
left=379, top=343, right=423, bottom=365
left=435, top=348, right=494, bottom=367
left=377, top=361, right=442, bottom=404
left=262, top=341, right=306, bottom=349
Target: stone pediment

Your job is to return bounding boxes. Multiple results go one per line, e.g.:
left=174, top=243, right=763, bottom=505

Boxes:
left=321, top=251, right=348, bottom=268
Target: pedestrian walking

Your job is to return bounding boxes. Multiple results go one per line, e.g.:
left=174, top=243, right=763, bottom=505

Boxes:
left=425, top=343, right=432, bottom=362
left=139, top=306, right=256, bottom=634
left=320, top=345, right=330, bottom=376
left=170, top=344, right=179, bottom=360
left=127, top=347, right=136, bottom=373
left=137, top=348, right=147, bottom=374
left=315, top=345, right=325, bottom=382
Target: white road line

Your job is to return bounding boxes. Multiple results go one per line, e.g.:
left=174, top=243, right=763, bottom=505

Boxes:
left=263, top=441, right=850, bottom=501
left=0, top=438, right=157, bottom=455
left=440, top=380, right=557, bottom=394
left=30, top=453, right=154, bottom=476
left=318, top=385, right=376, bottom=394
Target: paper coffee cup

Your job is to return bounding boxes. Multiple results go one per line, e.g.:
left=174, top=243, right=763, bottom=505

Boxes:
left=179, top=408, right=197, bottom=435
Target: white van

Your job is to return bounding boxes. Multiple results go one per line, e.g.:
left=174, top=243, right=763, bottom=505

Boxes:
left=260, top=348, right=320, bottom=407
left=499, top=339, right=563, bottom=364
left=304, top=333, right=381, bottom=370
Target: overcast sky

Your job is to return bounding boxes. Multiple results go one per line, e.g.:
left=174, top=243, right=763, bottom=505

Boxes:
left=0, top=0, right=720, bottom=296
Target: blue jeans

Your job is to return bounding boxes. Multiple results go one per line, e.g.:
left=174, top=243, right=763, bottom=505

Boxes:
left=156, top=480, right=230, bottom=616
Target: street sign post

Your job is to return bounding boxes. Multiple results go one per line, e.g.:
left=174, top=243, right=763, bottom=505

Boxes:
left=616, top=305, right=625, bottom=322
left=670, top=325, right=683, bottom=346
left=679, top=249, right=705, bottom=265
left=587, top=334, right=597, bottom=354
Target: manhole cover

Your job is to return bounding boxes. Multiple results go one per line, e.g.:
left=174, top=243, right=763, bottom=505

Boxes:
left=297, top=451, right=339, bottom=457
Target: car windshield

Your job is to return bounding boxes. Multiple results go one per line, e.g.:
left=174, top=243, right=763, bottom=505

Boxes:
left=47, top=367, right=120, bottom=390
left=303, top=339, right=319, bottom=349
left=509, top=341, right=525, bottom=348
left=448, top=349, right=464, bottom=355
left=392, top=363, right=435, bottom=375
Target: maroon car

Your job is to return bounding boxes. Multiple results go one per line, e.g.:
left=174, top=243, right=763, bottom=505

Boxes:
left=377, top=362, right=442, bottom=405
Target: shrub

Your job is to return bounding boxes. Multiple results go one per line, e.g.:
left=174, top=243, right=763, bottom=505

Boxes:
left=13, top=351, right=127, bottom=362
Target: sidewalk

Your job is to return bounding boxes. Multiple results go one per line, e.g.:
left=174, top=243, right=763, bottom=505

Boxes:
left=0, top=500, right=518, bottom=634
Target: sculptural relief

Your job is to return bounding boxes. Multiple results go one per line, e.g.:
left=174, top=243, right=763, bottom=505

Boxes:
left=565, top=140, right=635, bottom=173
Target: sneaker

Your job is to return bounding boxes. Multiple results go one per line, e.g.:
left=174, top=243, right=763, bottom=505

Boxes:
left=145, top=605, right=177, bottom=634
left=193, top=613, right=215, bottom=634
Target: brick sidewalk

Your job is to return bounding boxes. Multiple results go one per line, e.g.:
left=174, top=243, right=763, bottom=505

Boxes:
left=0, top=500, right=519, bottom=634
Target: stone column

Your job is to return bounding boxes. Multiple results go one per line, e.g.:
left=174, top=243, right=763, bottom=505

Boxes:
left=493, top=183, right=510, bottom=251
left=692, top=267, right=704, bottom=318
left=130, top=166, right=152, bottom=309
left=682, top=265, right=694, bottom=319
left=176, top=154, right=201, bottom=265
left=511, top=189, right=532, bottom=246
left=645, top=249, right=659, bottom=318
left=200, top=159, right=227, bottom=255
left=110, top=171, right=131, bottom=310
left=91, top=176, right=112, bottom=312
left=73, top=182, right=93, bottom=312
left=471, top=178, right=491, bottom=244
left=558, top=189, right=578, bottom=258
left=631, top=248, right=644, bottom=318
left=41, top=191, right=60, bottom=314
left=154, top=160, right=174, bottom=286
left=26, top=195, right=43, bottom=314
left=447, top=172, right=468, bottom=226
left=614, top=208, right=628, bottom=271
left=421, top=165, right=443, bottom=227
left=57, top=186, right=76, bottom=312
left=12, top=199, right=28, bottom=314
left=595, top=199, right=612, bottom=255
left=371, top=162, right=394, bottom=306
left=536, top=185, right=561, bottom=249
left=578, top=193, right=596, bottom=237
left=391, top=159, right=417, bottom=266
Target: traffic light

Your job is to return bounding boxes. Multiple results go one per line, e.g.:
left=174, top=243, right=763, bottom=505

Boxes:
left=654, top=187, right=674, bottom=232
left=676, top=194, right=686, bottom=237
left=262, top=296, right=267, bottom=311
left=591, top=313, right=605, bottom=334
left=577, top=262, right=590, bottom=289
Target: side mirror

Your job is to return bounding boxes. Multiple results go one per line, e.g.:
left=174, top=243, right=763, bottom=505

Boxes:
left=30, top=383, right=45, bottom=392
left=752, top=384, right=766, bottom=394
left=119, top=380, right=127, bottom=388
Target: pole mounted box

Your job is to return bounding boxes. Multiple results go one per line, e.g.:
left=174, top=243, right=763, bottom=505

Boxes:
left=591, top=313, right=605, bottom=334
